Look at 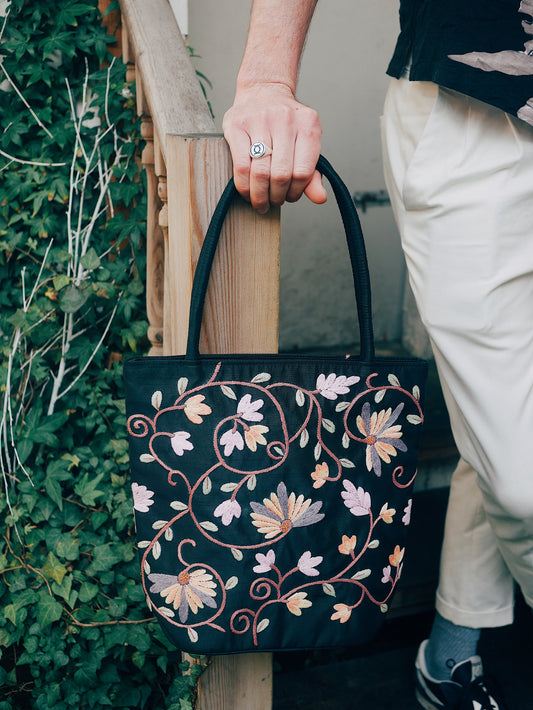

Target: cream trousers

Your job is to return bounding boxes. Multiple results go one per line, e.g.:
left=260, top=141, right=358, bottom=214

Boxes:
left=381, top=77, right=533, bottom=627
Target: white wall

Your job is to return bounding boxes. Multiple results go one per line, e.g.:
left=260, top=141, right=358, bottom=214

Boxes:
left=187, top=1, right=404, bottom=352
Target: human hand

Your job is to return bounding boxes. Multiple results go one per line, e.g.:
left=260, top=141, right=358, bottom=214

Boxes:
left=223, top=82, right=327, bottom=213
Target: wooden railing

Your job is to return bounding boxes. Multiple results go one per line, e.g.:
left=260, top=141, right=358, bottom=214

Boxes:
left=109, top=0, right=280, bottom=707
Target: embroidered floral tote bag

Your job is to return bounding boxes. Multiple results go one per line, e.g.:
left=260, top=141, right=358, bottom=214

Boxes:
left=124, top=156, right=428, bottom=654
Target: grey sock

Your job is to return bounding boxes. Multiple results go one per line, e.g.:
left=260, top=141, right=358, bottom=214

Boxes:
left=424, top=612, right=481, bottom=681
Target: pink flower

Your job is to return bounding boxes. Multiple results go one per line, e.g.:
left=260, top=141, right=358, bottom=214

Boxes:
left=331, top=603, right=352, bottom=623
left=237, top=394, right=264, bottom=422
left=286, top=592, right=312, bottom=616
left=244, top=424, right=269, bottom=452
left=297, top=550, right=323, bottom=576
left=402, top=498, right=412, bottom=526
left=316, top=373, right=360, bottom=400
left=338, top=534, right=357, bottom=555
left=220, top=429, right=244, bottom=456
left=214, top=499, right=242, bottom=526
left=253, top=550, right=276, bottom=573
left=381, top=565, right=393, bottom=584
left=341, top=480, right=371, bottom=516
left=356, top=402, right=407, bottom=477
left=171, top=431, right=193, bottom=456
left=311, top=462, right=329, bottom=489
left=131, top=483, right=154, bottom=513
left=184, top=394, right=212, bottom=424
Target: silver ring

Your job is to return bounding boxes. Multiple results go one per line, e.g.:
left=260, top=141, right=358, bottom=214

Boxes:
left=249, top=141, right=272, bottom=159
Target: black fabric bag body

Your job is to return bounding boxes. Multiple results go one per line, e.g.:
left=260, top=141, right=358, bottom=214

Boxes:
left=124, top=156, right=428, bottom=655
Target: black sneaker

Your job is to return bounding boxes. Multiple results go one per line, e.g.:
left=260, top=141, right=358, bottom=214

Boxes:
left=415, top=640, right=507, bottom=709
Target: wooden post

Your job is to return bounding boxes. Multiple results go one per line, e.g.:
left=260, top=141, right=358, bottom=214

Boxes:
left=165, top=133, right=279, bottom=710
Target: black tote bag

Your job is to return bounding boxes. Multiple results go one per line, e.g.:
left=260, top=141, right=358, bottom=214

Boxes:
left=124, top=156, right=428, bottom=654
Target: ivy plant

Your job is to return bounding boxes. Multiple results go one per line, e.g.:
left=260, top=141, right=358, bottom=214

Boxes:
left=0, top=1, right=202, bottom=707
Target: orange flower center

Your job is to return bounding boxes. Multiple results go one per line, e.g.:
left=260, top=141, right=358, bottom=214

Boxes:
left=178, top=571, right=190, bottom=586
left=280, top=520, right=292, bottom=534
left=364, top=435, right=377, bottom=445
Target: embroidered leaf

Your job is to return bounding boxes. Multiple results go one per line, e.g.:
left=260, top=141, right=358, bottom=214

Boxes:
left=314, top=442, right=322, bottom=461
left=146, top=597, right=153, bottom=612
left=273, top=446, right=285, bottom=457
left=368, top=539, right=380, bottom=549
left=200, top=521, right=219, bottom=532
left=143, top=560, right=151, bottom=575
left=221, top=385, right=237, bottom=400
left=257, top=618, right=270, bottom=634
left=159, top=607, right=175, bottom=618
left=170, top=500, right=188, bottom=511
left=342, top=432, right=350, bottom=449
left=322, top=583, right=336, bottom=597
left=151, top=390, right=163, bottom=410
left=140, top=453, right=155, bottom=464
left=152, top=541, right=161, bottom=560
left=295, top=389, right=305, bottom=407
left=220, top=482, right=239, bottom=493
left=202, top=477, right=212, bottom=495
left=247, top=475, right=257, bottom=491
left=225, top=576, right=238, bottom=590
left=374, top=389, right=386, bottom=404
left=322, top=418, right=335, bottom=433
left=137, top=540, right=150, bottom=549
left=177, top=377, right=188, bottom=395
left=412, top=385, right=420, bottom=401
left=231, top=548, right=243, bottom=561
left=340, top=458, right=355, bottom=468
left=251, top=372, right=271, bottom=384
left=335, top=401, right=350, bottom=412
left=387, top=374, right=401, bottom=387
left=187, top=627, right=199, bottom=643
left=152, top=520, right=168, bottom=530
left=407, top=414, right=423, bottom=425
left=352, top=568, right=371, bottom=581
left=164, top=528, right=173, bottom=542
left=380, top=603, right=389, bottom=614
left=300, top=429, right=309, bottom=448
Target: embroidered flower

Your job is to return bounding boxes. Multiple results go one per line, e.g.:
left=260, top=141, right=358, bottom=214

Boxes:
left=297, top=550, right=323, bottom=577
left=286, top=591, right=312, bottom=616
left=184, top=394, right=212, bottom=424
left=402, top=498, right=412, bottom=526
left=250, top=482, right=324, bottom=539
left=214, top=499, right=242, bottom=526
left=148, top=569, right=217, bottom=623
left=253, top=550, right=276, bottom=574
left=341, top=480, right=371, bottom=516
left=338, top=534, right=357, bottom=555
left=244, top=424, right=269, bottom=452
left=379, top=503, right=396, bottom=524
left=331, top=603, right=352, bottom=623
left=171, top=431, right=194, bottom=456
left=381, top=565, right=393, bottom=584
left=220, top=428, right=244, bottom=456
left=311, top=462, right=329, bottom=489
left=316, top=373, right=360, bottom=400
left=356, top=402, right=407, bottom=477
left=237, top=394, right=264, bottom=422
left=389, top=545, right=405, bottom=568
left=131, top=483, right=155, bottom=513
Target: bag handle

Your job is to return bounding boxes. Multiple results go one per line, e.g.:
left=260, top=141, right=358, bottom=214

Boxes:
left=186, top=154, right=375, bottom=361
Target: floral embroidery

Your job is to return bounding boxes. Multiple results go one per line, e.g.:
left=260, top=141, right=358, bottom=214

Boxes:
left=237, top=394, right=264, bottom=422
left=389, top=545, right=405, bottom=568
left=250, top=482, right=324, bottom=539
left=244, top=424, right=269, bottom=452
left=316, top=373, right=360, bottom=400
left=381, top=565, right=393, bottom=584
left=171, top=431, right=194, bottom=456
left=148, top=569, right=217, bottom=623
left=379, top=503, right=396, bottom=524
left=184, top=394, right=212, bottom=424
left=356, top=402, right=407, bottom=477
left=214, top=499, right=242, bottom=526
left=253, top=550, right=276, bottom=574
left=286, top=592, right=312, bottom=616
left=338, top=534, right=357, bottom=555
left=297, top=551, right=323, bottom=576
left=402, top=499, right=412, bottom=526
left=331, top=603, right=352, bottom=624
left=132, top=483, right=155, bottom=513
left=341, top=480, right=371, bottom=516
left=220, top=428, right=244, bottom=456
left=311, top=462, right=329, bottom=489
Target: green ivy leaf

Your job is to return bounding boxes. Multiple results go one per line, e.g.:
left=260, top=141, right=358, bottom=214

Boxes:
left=37, top=593, right=63, bottom=628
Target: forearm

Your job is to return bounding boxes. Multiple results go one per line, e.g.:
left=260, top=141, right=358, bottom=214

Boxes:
left=236, top=0, right=318, bottom=94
